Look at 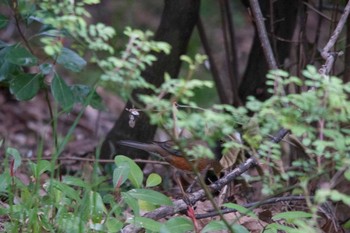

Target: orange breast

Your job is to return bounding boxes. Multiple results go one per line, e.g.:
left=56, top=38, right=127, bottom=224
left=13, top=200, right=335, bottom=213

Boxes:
left=166, top=157, right=213, bottom=172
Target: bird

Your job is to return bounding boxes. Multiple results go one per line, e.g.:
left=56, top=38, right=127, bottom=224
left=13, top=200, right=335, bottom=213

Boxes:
left=117, top=139, right=223, bottom=174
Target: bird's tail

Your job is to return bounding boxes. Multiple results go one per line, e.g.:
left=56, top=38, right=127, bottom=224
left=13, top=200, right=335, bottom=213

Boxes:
left=117, top=140, right=158, bottom=153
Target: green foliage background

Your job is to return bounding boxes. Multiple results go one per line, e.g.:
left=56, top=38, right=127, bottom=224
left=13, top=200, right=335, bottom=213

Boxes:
left=0, top=0, right=350, bottom=232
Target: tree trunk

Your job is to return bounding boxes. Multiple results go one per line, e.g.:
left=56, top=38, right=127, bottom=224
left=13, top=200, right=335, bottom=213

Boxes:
left=239, top=0, right=299, bottom=102
left=100, top=0, right=201, bottom=160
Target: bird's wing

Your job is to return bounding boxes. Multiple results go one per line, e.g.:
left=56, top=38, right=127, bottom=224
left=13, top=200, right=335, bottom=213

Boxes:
left=154, top=141, right=182, bottom=157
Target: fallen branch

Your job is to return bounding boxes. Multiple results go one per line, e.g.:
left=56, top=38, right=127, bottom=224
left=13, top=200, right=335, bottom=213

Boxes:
left=121, top=157, right=258, bottom=233
left=196, top=195, right=312, bottom=219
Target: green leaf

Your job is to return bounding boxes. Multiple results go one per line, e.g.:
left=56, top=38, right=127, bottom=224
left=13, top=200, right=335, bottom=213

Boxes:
left=0, top=14, right=9, bottom=29
left=6, top=147, right=22, bottom=172
left=127, top=189, right=172, bottom=206
left=39, top=63, right=53, bottom=75
left=272, top=211, right=313, bottom=221
left=70, top=84, right=105, bottom=110
left=0, top=60, right=17, bottom=82
left=121, top=192, right=140, bottom=216
left=115, top=155, right=143, bottom=188
left=265, top=223, right=297, bottom=232
left=146, top=173, right=162, bottom=187
left=57, top=47, right=86, bottom=72
left=10, top=73, right=42, bottom=100
left=138, top=199, right=156, bottom=211
left=6, top=45, right=37, bottom=66
left=231, top=224, right=250, bottom=233
left=344, top=169, right=350, bottom=181
left=50, top=180, right=81, bottom=202
left=62, top=176, right=90, bottom=188
left=106, top=218, right=123, bottom=232
left=88, top=191, right=107, bottom=223
left=113, top=161, right=130, bottom=188
left=223, top=203, right=258, bottom=219
left=58, top=213, right=86, bottom=233
left=0, top=173, right=11, bottom=192
left=29, top=160, right=51, bottom=178
left=51, top=73, right=74, bottom=112
left=201, top=221, right=228, bottom=233
left=160, top=217, right=193, bottom=233
left=127, top=216, right=162, bottom=232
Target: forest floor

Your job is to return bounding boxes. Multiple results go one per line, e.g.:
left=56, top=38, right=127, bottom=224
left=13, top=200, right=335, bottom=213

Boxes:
left=0, top=88, right=124, bottom=173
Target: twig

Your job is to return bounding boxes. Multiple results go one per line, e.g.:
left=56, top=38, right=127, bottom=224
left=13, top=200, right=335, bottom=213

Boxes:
left=248, top=0, right=278, bottom=70
left=249, top=0, right=284, bottom=97
left=270, top=128, right=290, bottom=143
left=197, top=18, right=229, bottom=104
left=20, top=156, right=170, bottom=165
left=303, top=1, right=334, bottom=22
left=11, top=0, right=35, bottom=55
left=196, top=195, right=312, bottom=219
left=319, top=0, right=350, bottom=75
left=219, top=0, right=240, bottom=106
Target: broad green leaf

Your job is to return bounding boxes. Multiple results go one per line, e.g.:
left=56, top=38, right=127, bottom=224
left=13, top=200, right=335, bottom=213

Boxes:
left=6, top=46, right=37, bottom=66
left=272, top=211, right=313, bottom=221
left=0, top=173, right=11, bottom=192
left=113, top=161, right=130, bottom=188
left=29, top=160, right=51, bottom=178
left=88, top=191, right=107, bottom=223
left=0, top=60, right=17, bottom=82
left=70, top=84, right=105, bottom=110
left=62, top=176, right=90, bottom=188
left=146, top=173, right=161, bottom=187
left=58, top=213, right=85, bottom=233
left=0, top=14, right=9, bottom=29
left=84, top=0, right=100, bottom=4
left=0, top=45, right=19, bottom=81
left=121, top=192, right=140, bottom=216
left=39, top=63, right=53, bottom=75
left=127, top=189, right=172, bottom=206
left=51, top=73, right=74, bottom=112
left=6, top=147, right=21, bottom=172
left=106, top=218, right=123, bottom=232
left=89, top=223, right=104, bottom=231
left=127, top=216, right=161, bottom=232
left=232, top=224, right=250, bottom=233
left=344, top=169, right=350, bottom=181
left=201, top=221, right=228, bottom=233
left=50, top=180, right=81, bottom=202
left=57, top=47, right=86, bottom=72
left=265, top=223, right=298, bottom=233
left=10, top=73, right=42, bottom=100
left=138, top=199, right=156, bottom=211
left=115, top=155, right=143, bottom=188
left=160, top=217, right=193, bottom=233
left=328, top=190, right=350, bottom=205
left=223, top=203, right=258, bottom=219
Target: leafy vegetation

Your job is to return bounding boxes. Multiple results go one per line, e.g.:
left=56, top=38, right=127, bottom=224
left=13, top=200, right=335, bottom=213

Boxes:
left=0, top=0, right=350, bottom=233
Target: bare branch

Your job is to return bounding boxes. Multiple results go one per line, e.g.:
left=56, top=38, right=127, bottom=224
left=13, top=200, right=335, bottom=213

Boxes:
left=20, top=156, right=169, bottom=165
left=121, top=157, right=258, bottom=233
left=196, top=195, right=311, bottom=219
left=319, top=1, right=350, bottom=75
left=248, top=0, right=278, bottom=70
left=197, top=18, right=230, bottom=104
